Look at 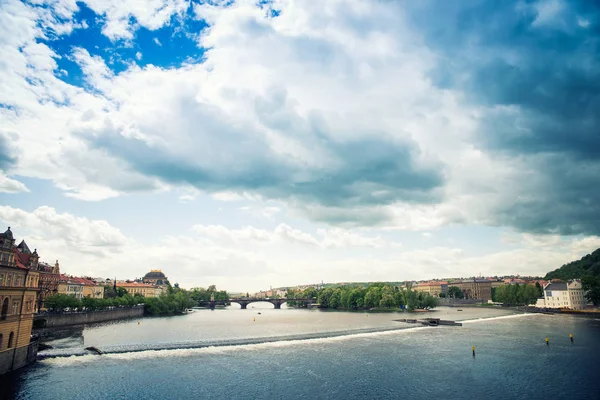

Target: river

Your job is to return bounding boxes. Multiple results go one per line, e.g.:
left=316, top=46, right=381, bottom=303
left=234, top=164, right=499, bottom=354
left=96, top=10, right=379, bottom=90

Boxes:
left=2, top=304, right=599, bottom=399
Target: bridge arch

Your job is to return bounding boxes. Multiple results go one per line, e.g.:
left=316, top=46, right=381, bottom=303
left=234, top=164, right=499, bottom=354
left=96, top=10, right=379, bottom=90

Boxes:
left=197, top=298, right=316, bottom=310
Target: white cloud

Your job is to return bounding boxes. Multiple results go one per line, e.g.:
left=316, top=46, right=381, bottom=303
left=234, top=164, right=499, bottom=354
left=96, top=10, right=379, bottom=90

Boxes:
left=80, top=0, right=189, bottom=40
left=1, top=205, right=598, bottom=291
left=0, top=174, right=29, bottom=193
left=0, top=0, right=530, bottom=230
left=531, top=0, right=564, bottom=27
left=191, top=223, right=397, bottom=249
left=135, top=51, right=142, bottom=60
left=1, top=0, right=598, bottom=270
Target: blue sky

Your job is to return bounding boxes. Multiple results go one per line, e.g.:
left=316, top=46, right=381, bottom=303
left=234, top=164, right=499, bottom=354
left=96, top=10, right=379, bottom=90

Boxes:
left=0, top=0, right=599, bottom=291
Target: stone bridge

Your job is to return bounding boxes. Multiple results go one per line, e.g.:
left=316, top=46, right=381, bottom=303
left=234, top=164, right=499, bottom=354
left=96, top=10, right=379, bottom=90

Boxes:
left=198, top=298, right=316, bottom=310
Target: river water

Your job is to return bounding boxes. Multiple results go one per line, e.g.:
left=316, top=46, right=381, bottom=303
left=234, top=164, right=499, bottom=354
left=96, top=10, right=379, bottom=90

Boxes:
left=2, top=304, right=599, bottom=399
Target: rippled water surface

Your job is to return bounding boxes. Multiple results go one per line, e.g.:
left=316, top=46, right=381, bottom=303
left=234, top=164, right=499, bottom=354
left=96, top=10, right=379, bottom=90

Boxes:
left=3, top=306, right=599, bottom=399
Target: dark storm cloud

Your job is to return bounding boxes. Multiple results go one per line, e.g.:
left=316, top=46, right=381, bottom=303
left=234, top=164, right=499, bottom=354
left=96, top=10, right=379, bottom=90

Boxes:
left=409, top=0, right=600, bottom=235
left=80, top=89, right=443, bottom=226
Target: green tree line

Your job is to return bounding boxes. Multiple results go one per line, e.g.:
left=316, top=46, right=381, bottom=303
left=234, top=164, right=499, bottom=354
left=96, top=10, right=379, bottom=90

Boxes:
left=44, top=292, right=146, bottom=311
left=43, top=284, right=229, bottom=315
left=286, top=283, right=438, bottom=311
left=492, top=283, right=541, bottom=306
left=189, top=285, right=229, bottom=302
left=545, top=248, right=600, bottom=280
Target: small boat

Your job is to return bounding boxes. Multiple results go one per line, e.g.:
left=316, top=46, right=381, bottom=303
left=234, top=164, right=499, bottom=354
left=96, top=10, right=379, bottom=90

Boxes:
left=457, top=309, right=463, bottom=311
left=413, top=309, right=430, bottom=312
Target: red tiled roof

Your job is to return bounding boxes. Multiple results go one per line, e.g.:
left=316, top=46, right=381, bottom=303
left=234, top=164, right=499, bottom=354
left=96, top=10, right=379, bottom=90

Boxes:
left=59, top=275, right=100, bottom=286
left=13, top=247, right=31, bottom=269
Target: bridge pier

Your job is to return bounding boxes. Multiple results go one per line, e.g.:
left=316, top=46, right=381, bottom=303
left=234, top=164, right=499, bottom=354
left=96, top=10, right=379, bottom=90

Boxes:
left=240, top=303, right=247, bottom=309
left=274, top=302, right=281, bottom=309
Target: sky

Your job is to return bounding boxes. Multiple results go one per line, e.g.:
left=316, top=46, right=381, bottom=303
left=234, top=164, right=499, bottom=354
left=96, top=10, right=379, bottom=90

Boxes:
left=1, top=0, right=599, bottom=292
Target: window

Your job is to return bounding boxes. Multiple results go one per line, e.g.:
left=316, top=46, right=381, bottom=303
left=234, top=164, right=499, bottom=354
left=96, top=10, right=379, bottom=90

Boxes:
left=8, top=332, right=14, bottom=348
left=1, top=297, right=8, bottom=320
left=12, top=300, right=19, bottom=315
left=0, top=333, right=3, bottom=350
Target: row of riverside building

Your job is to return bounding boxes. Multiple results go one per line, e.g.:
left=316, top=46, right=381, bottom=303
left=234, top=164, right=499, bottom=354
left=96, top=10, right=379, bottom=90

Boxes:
left=0, top=227, right=170, bottom=375
left=412, top=278, right=589, bottom=310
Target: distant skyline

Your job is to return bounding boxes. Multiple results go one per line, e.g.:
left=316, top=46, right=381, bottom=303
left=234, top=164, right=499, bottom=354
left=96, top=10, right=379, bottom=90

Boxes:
left=1, top=0, right=599, bottom=292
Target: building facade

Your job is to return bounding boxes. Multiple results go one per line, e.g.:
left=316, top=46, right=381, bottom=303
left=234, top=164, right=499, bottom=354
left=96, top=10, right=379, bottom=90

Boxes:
left=58, top=275, right=84, bottom=300
left=117, top=282, right=162, bottom=298
left=0, top=227, right=40, bottom=375
left=537, top=280, right=587, bottom=310
left=82, top=278, right=105, bottom=299
left=452, top=280, right=493, bottom=301
left=37, top=261, right=61, bottom=310
left=414, top=281, right=448, bottom=297
left=142, top=270, right=170, bottom=286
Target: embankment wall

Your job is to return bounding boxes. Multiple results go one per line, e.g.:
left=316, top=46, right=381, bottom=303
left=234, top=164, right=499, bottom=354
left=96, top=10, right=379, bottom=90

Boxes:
left=34, top=307, right=144, bottom=329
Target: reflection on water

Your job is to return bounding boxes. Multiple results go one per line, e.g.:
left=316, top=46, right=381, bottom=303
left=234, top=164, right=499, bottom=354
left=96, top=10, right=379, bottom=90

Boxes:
left=36, top=326, right=84, bottom=348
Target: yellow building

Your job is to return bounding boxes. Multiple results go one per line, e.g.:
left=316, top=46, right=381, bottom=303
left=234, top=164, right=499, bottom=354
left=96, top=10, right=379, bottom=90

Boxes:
left=1, top=227, right=40, bottom=375
left=57, top=275, right=104, bottom=300
left=117, top=282, right=162, bottom=298
left=57, top=275, right=85, bottom=300
left=414, top=281, right=448, bottom=297
left=82, top=281, right=105, bottom=299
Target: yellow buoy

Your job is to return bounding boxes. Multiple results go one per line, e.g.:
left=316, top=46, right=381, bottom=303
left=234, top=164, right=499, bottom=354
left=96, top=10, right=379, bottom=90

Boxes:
left=472, top=346, right=475, bottom=356
left=253, top=317, right=256, bottom=322
left=545, top=337, right=549, bottom=345
left=138, top=321, right=140, bottom=325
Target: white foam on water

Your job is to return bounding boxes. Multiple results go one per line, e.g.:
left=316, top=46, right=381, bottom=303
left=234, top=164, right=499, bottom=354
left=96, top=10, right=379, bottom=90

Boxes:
left=461, top=313, right=536, bottom=324
left=41, top=326, right=431, bottom=366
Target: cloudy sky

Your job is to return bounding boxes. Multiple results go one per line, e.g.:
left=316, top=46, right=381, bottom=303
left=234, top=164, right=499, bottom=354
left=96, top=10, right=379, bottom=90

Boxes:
left=1, top=0, right=599, bottom=292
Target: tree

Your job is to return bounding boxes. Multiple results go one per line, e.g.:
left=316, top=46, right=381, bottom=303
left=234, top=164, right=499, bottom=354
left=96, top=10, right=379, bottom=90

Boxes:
left=421, top=294, right=438, bottom=310
left=520, top=284, right=540, bottom=305
left=379, top=294, right=396, bottom=308
left=318, top=288, right=334, bottom=308
left=535, top=282, right=543, bottom=297
left=364, top=287, right=382, bottom=308
left=545, top=248, right=600, bottom=280
left=582, top=276, right=600, bottom=306
left=495, top=284, right=539, bottom=306
left=347, top=288, right=364, bottom=309
left=329, top=289, right=342, bottom=309
left=447, top=286, right=464, bottom=299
